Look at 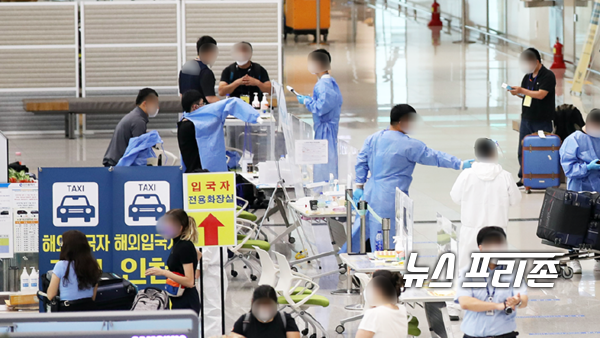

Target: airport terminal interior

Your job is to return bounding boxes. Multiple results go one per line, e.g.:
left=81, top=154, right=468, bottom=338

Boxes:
left=2, top=0, right=600, bottom=337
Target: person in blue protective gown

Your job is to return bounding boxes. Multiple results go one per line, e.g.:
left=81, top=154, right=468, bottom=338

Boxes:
left=297, top=49, right=343, bottom=183
left=341, top=104, right=473, bottom=252
left=560, top=108, right=600, bottom=192
left=560, top=108, right=600, bottom=273
left=180, top=94, right=262, bottom=172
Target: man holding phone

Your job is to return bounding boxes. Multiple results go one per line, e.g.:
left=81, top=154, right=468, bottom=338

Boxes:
left=508, top=48, right=556, bottom=187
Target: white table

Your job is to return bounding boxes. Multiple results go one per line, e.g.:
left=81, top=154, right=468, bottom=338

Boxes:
left=401, top=288, right=454, bottom=338
left=286, top=199, right=350, bottom=280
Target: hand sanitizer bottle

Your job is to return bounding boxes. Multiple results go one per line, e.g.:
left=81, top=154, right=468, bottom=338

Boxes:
left=252, top=93, right=260, bottom=110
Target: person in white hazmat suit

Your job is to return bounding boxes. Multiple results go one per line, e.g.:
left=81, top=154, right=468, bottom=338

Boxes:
left=447, top=138, right=521, bottom=320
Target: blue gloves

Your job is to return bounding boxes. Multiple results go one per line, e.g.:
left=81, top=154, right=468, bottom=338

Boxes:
left=297, top=95, right=308, bottom=105
left=587, top=159, right=600, bottom=171
left=353, top=188, right=364, bottom=205
left=461, top=159, right=475, bottom=170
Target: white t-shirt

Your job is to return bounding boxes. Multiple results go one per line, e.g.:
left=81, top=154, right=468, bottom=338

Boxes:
left=358, top=304, right=408, bottom=338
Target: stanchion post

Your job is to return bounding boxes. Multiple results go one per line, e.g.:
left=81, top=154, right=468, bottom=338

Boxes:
left=382, top=218, right=390, bottom=250
left=358, top=200, right=368, bottom=254
left=346, top=189, right=353, bottom=253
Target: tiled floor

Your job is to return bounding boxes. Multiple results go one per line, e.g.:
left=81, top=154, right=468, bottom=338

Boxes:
left=7, top=0, right=600, bottom=336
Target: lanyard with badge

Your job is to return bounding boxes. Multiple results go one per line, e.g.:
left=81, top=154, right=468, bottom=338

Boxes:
left=484, top=276, right=496, bottom=316
left=523, top=74, right=537, bottom=108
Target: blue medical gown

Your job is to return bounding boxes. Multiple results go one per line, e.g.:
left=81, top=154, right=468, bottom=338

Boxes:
left=341, top=129, right=462, bottom=251
left=560, top=130, right=600, bottom=191
left=117, top=130, right=162, bottom=167
left=183, top=98, right=260, bottom=172
left=304, top=76, right=343, bottom=182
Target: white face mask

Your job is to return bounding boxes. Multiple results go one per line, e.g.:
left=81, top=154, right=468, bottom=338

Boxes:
left=149, top=107, right=159, bottom=118
left=489, top=257, right=499, bottom=265
left=253, top=305, right=276, bottom=323
left=236, top=60, right=249, bottom=66
left=308, top=62, right=321, bottom=75
left=588, top=128, right=600, bottom=138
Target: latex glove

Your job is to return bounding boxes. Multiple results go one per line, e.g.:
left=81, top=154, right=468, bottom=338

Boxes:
left=256, top=117, right=264, bottom=124
left=297, top=95, right=308, bottom=105
left=461, top=159, right=475, bottom=170
left=353, top=188, right=364, bottom=205
left=587, top=159, right=600, bottom=171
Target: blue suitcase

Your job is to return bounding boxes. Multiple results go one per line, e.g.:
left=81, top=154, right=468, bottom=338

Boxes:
left=522, top=133, right=561, bottom=193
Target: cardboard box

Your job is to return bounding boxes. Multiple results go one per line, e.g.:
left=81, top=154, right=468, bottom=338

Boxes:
left=7, top=293, right=38, bottom=305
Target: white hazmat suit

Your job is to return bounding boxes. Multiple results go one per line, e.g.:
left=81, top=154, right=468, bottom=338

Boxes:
left=450, top=162, right=521, bottom=271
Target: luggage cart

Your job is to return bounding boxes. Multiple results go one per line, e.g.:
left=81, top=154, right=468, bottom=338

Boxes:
left=541, top=239, right=600, bottom=279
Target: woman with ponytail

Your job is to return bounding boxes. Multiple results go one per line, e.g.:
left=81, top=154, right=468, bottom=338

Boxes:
left=356, top=271, right=408, bottom=338
left=146, top=209, right=201, bottom=314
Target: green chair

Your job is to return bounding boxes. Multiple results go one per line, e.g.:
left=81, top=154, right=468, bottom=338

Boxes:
left=274, top=252, right=329, bottom=337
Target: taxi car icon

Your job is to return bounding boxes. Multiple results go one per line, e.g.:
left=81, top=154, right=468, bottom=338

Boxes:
left=129, top=194, right=166, bottom=221
left=58, top=195, right=95, bottom=222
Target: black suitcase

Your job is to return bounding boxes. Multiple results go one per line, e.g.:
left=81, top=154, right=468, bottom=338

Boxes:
left=95, top=272, right=138, bottom=310
left=537, top=187, right=593, bottom=247
left=584, top=221, right=600, bottom=250
left=41, top=271, right=137, bottom=311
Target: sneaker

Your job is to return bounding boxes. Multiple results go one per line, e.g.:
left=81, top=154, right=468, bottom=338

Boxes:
left=594, top=260, right=600, bottom=272
left=516, top=181, right=524, bottom=188
left=567, top=260, right=582, bottom=274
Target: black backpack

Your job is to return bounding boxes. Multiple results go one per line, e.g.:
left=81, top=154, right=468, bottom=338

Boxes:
left=242, top=311, right=287, bottom=334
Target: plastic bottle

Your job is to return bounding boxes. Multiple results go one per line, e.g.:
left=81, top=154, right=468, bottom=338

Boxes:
left=252, top=93, right=260, bottom=110
left=375, top=231, right=383, bottom=251
left=317, top=192, right=326, bottom=211
left=329, top=173, right=335, bottom=192
left=29, top=267, right=38, bottom=292
left=20, top=267, right=29, bottom=292
left=225, top=93, right=230, bottom=99
left=260, top=93, right=269, bottom=114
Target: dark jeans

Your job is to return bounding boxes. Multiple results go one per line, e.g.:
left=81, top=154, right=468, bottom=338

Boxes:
left=518, top=118, right=553, bottom=179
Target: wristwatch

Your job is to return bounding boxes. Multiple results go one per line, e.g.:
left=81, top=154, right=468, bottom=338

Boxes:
left=503, top=301, right=513, bottom=315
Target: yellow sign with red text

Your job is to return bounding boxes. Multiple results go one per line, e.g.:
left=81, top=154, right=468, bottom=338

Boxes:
left=183, top=172, right=236, bottom=247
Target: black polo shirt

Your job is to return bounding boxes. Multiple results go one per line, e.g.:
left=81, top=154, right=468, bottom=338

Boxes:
left=220, top=62, right=270, bottom=101
left=520, top=65, right=556, bottom=121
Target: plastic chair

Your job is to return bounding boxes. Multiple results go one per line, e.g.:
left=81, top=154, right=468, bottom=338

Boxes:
left=226, top=218, right=270, bottom=281
left=254, top=246, right=313, bottom=294
left=274, top=252, right=330, bottom=338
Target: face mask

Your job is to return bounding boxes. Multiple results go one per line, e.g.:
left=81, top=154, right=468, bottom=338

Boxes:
left=308, top=63, right=320, bottom=75
left=588, top=128, right=600, bottom=138
left=236, top=60, right=249, bottom=66
left=252, top=305, right=276, bottom=323
left=489, top=257, right=499, bottom=265
left=402, top=122, right=415, bottom=134
left=149, top=107, right=159, bottom=118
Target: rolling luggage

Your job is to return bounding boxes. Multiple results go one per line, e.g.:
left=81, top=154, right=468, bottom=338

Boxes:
left=537, top=187, right=593, bottom=246
left=40, top=271, right=137, bottom=312
left=522, top=132, right=561, bottom=193
left=95, top=272, right=138, bottom=310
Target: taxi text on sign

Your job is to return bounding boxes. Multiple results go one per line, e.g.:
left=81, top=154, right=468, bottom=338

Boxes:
left=183, top=172, right=236, bottom=247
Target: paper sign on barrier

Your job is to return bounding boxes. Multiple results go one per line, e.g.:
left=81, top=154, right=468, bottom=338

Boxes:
left=183, top=172, right=236, bottom=247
